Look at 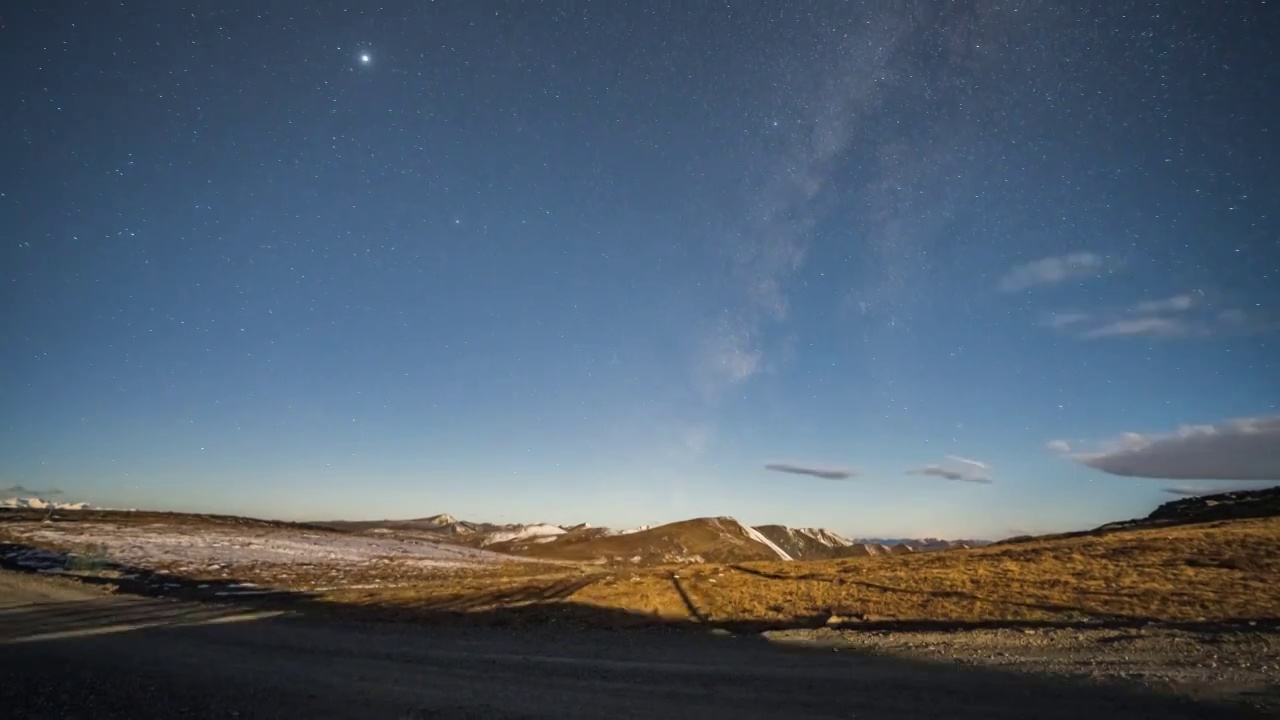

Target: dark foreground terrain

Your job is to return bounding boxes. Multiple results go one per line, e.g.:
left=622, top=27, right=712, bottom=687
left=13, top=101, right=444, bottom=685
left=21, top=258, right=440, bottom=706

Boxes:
left=1, top=570, right=1275, bottom=719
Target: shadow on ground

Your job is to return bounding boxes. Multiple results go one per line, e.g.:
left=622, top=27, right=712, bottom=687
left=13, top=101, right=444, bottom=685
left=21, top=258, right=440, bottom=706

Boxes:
left=5, top=538, right=1275, bottom=636
left=0, top=541, right=1276, bottom=719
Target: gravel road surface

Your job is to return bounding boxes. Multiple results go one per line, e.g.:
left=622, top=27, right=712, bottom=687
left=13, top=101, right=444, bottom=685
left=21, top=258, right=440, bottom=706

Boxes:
left=0, top=570, right=1271, bottom=719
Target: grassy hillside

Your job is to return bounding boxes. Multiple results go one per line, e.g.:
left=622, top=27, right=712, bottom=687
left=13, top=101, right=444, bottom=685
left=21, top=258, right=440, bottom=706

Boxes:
left=327, top=515, right=1280, bottom=626
left=495, top=517, right=786, bottom=565
left=7, top=490, right=1280, bottom=629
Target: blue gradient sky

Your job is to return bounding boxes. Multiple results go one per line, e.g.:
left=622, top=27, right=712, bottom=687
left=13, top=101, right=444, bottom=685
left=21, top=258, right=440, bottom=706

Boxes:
left=2, top=2, right=1277, bottom=538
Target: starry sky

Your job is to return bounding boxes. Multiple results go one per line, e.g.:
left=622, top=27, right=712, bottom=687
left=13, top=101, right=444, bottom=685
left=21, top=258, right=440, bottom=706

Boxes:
left=2, top=2, right=1277, bottom=539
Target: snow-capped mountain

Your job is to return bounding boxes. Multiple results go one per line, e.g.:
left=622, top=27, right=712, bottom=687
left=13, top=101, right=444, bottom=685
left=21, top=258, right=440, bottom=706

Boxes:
left=752, top=525, right=866, bottom=559
left=850, top=537, right=991, bottom=552
left=479, top=523, right=567, bottom=546
left=0, top=497, right=92, bottom=511
left=418, top=513, right=458, bottom=527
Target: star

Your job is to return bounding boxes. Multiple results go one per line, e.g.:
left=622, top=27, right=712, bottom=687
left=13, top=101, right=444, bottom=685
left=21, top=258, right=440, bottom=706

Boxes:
left=359, top=53, right=371, bottom=64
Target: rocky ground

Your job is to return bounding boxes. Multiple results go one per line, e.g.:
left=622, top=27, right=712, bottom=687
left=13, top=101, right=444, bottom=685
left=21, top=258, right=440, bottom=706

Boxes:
left=767, top=623, right=1280, bottom=713
left=2, top=569, right=1277, bottom=719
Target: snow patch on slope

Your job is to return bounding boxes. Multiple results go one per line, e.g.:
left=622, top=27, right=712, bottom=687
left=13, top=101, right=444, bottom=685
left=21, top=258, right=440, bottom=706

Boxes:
left=5, top=522, right=516, bottom=569
left=481, top=523, right=567, bottom=545
left=739, top=523, right=795, bottom=561
left=796, top=527, right=852, bottom=547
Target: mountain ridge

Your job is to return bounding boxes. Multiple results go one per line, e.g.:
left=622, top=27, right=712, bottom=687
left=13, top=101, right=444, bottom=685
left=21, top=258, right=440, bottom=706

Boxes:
left=494, top=516, right=795, bottom=565
left=317, top=512, right=988, bottom=564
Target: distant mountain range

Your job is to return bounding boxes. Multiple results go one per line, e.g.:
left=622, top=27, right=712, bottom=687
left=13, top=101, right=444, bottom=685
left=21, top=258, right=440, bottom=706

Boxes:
left=316, top=513, right=989, bottom=565
left=319, top=513, right=566, bottom=542
left=12, top=487, right=1275, bottom=569
left=0, top=496, right=91, bottom=511
left=8, top=498, right=989, bottom=564
left=750, top=526, right=987, bottom=559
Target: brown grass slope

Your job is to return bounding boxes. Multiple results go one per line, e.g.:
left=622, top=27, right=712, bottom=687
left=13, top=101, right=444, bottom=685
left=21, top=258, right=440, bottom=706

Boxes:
left=326, top=515, right=1280, bottom=627
left=669, top=516, right=1280, bottom=625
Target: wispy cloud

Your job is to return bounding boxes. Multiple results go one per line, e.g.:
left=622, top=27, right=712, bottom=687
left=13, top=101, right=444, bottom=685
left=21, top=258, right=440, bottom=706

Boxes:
left=906, top=456, right=993, bottom=484
left=1042, top=312, right=1091, bottom=329
left=907, top=465, right=993, bottom=484
left=1079, top=316, right=1189, bottom=339
left=998, top=253, right=1105, bottom=292
left=0, top=485, right=63, bottom=496
left=1218, top=308, right=1248, bottom=325
left=945, top=455, right=989, bottom=472
left=1131, top=293, right=1197, bottom=314
left=1161, top=487, right=1211, bottom=497
left=764, top=463, right=858, bottom=480
left=1044, top=287, right=1274, bottom=341
left=1069, top=416, right=1280, bottom=480
left=1071, top=292, right=1200, bottom=338
left=1071, top=310, right=1273, bottom=340
left=1045, top=439, right=1073, bottom=454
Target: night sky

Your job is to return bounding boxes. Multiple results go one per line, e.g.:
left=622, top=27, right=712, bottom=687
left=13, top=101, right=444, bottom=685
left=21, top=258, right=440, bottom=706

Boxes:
left=3, top=2, right=1277, bottom=538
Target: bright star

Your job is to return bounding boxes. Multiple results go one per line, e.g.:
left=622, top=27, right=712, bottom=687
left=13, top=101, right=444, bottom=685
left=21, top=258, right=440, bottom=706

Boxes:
left=360, top=54, right=370, bottom=64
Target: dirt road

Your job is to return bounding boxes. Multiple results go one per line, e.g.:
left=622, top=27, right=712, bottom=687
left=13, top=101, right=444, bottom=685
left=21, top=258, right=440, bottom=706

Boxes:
left=0, top=570, right=1268, bottom=719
